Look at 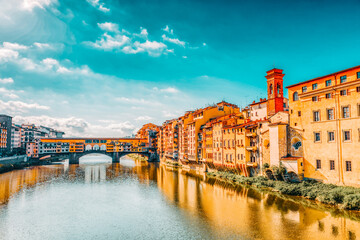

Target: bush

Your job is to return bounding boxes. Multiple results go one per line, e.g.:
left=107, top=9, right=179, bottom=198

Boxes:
left=342, top=194, right=360, bottom=210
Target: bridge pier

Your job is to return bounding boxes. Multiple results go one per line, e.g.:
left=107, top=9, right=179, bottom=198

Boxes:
left=69, top=153, right=79, bottom=164
left=112, top=152, right=120, bottom=163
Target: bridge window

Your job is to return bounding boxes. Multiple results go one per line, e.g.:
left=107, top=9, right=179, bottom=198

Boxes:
left=93, top=140, right=100, bottom=143
left=100, top=140, right=107, bottom=143
left=85, top=140, right=92, bottom=143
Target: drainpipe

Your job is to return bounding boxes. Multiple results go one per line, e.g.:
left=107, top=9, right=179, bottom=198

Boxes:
left=333, top=75, right=344, bottom=184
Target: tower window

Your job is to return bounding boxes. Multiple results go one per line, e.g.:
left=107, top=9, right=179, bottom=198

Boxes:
left=293, top=92, right=299, bottom=101
left=269, top=84, right=273, bottom=95
left=277, top=83, right=281, bottom=96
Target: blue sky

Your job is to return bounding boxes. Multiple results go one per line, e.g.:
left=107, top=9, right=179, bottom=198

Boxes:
left=0, top=0, right=359, bottom=137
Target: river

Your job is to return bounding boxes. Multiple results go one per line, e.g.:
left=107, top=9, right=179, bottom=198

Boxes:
left=0, top=155, right=358, bottom=240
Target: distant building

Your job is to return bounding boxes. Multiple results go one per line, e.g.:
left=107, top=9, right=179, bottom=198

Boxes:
left=0, top=115, right=12, bottom=154
left=11, top=124, right=23, bottom=150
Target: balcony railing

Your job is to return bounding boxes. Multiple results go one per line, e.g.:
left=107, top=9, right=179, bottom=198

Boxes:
left=245, top=146, right=257, bottom=151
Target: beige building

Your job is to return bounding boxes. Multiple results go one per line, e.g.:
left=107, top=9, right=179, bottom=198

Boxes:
left=287, top=65, right=360, bottom=186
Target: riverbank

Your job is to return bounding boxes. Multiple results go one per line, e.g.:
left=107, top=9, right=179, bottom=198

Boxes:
left=0, top=162, right=31, bottom=174
left=207, top=171, right=360, bottom=211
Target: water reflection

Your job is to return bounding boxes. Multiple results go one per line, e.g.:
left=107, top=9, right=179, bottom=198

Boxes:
left=0, top=157, right=358, bottom=240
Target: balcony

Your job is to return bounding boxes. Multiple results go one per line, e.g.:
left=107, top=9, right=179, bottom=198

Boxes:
left=246, top=132, right=257, bottom=137
left=245, top=146, right=257, bottom=151
left=188, top=155, right=196, bottom=161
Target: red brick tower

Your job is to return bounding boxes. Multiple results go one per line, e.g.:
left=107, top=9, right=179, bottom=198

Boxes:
left=266, top=68, right=284, bottom=117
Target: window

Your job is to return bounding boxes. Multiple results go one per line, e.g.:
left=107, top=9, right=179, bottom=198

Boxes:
left=313, top=111, right=320, bottom=122
left=358, top=104, right=360, bottom=116
left=330, top=160, right=335, bottom=170
left=326, top=93, right=332, bottom=99
left=312, top=83, right=318, bottom=90
left=302, top=86, right=307, bottom=93
left=328, top=131, right=335, bottom=142
left=269, top=84, right=273, bottom=95
left=298, top=111, right=301, bottom=117
left=346, top=161, right=352, bottom=171
left=326, top=80, right=332, bottom=87
left=277, top=83, right=281, bottom=96
left=357, top=72, right=360, bottom=79
left=312, top=96, right=318, bottom=102
left=314, top=132, right=321, bottom=142
left=316, top=159, right=321, bottom=169
left=340, top=90, right=347, bottom=96
left=342, top=106, right=350, bottom=118
left=357, top=86, right=360, bottom=92
left=340, top=75, right=347, bottom=83
left=327, top=108, right=334, bottom=120
left=293, top=92, right=299, bottom=101
left=343, top=130, right=351, bottom=141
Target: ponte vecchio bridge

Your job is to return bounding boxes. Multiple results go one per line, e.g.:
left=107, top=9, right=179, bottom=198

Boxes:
left=36, top=137, right=158, bottom=164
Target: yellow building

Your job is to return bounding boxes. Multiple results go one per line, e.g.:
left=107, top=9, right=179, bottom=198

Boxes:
left=287, top=65, right=360, bottom=186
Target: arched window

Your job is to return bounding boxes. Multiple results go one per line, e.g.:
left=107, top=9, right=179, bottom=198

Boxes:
left=277, top=83, right=281, bottom=96
left=293, top=92, right=299, bottom=101
left=269, top=84, right=273, bottom=95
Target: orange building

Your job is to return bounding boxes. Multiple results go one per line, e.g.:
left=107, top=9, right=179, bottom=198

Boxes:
left=287, top=65, right=360, bottom=186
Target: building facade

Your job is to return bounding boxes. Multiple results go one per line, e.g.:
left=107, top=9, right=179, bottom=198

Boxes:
left=287, top=65, right=360, bottom=186
left=0, top=115, right=12, bottom=154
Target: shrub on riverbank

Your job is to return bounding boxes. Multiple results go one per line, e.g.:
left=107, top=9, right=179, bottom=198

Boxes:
left=207, top=171, right=360, bottom=210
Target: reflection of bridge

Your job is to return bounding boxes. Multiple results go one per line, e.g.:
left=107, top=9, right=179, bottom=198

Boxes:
left=36, top=137, right=159, bottom=164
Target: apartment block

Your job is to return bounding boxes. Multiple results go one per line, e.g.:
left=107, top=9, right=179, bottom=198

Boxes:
left=287, top=65, right=360, bottom=186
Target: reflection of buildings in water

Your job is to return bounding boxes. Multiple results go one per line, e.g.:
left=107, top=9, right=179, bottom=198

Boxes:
left=0, top=166, right=64, bottom=205
left=84, top=164, right=108, bottom=183
left=157, top=165, right=360, bottom=240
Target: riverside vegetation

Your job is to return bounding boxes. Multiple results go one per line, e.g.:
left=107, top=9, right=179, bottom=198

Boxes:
left=207, top=171, right=360, bottom=211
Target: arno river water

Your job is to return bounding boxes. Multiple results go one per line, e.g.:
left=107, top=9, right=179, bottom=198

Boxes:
left=0, top=155, right=359, bottom=240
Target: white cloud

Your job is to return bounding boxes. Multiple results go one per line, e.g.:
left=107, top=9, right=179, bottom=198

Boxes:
left=135, top=116, right=152, bottom=121
left=0, top=88, right=19, bottom=99
left=162, top=25, right=174, bottom=35
left=0, top=100, right=49, bottom=113
left=22, top=0, right=58, bottom=11
left=33, top=42, right=51, bottom=49
left=116, top=97, right=160, bottom=106
left=153, top=87, right=179, bottom=94
left=203, top=42, right=207, bottom=46
left=132, top=40, right=167, bottom=57
left=162, top=34, right=186, bottom=47
left=162, top=111, right=177, bottom=118
left=97, top=22, right=119, bottom=32
left=13, top=115, right=89, bottom=136
left=140, top=28, right=148, bottom=37
left=87, top=0, right=110, bottom=12
left=0, top=77, right=14, bottom=84
left=3, top=42, right=28, bottom=50
left=182, top=56, right=187, bottom=59
left=13, top=115, right=136, bottom=137
left=89, top=33, right=130, bottom=50
left=42, top=57, right=59, bottom=67
left=0, top=48, right=19, bottom=63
